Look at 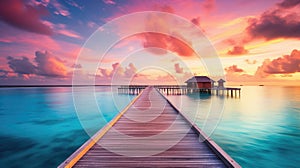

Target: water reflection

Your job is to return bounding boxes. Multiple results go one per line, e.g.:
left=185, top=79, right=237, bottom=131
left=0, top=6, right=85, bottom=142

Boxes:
left=167, top=86, right=300, bottom=168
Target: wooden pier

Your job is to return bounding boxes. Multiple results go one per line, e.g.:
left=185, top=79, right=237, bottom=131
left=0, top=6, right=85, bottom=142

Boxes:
left=118, top=85, right=241, bottom=97
left=59, top=86, right=240, bottom=168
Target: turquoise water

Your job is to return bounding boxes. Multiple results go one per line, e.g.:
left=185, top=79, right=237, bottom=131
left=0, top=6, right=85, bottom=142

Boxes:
left=167, top=86, right=300, bottom=168
left=0, top=86, right=134, bottom=168
left=0, top=86, right=299, bottom=167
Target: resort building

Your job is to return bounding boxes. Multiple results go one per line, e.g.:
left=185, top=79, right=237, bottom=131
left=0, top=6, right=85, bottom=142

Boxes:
left=217, top=79, right=226, bottom=88
left=185, top=76, right=215, bottom=89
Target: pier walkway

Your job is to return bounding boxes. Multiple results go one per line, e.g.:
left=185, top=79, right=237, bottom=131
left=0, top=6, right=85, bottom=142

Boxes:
left=59, top=86, right=240, bottom=168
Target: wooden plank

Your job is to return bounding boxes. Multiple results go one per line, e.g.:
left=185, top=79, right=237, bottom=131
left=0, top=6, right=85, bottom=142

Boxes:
left=59, top=86, right=240, bottom=168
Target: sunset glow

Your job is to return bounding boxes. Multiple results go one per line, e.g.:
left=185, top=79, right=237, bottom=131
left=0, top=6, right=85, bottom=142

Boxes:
left=0, top=0, right=300, bottom=85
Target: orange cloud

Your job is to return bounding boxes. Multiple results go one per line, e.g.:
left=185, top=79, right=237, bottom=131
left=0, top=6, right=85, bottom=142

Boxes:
left=227, top=45, right=249, bottom=55
left=142, top=32, right=194, bottom=57
left=255, top=49, right=300, bottom=77
left=6, top=50, right=68, bottom=78
left=225, top=65, right=244, bottom=73
left=246, top=0, right=300, bottom=40
left=35, top=51, right=68, bottom=77
left=174, top=63, right=184, bottom=73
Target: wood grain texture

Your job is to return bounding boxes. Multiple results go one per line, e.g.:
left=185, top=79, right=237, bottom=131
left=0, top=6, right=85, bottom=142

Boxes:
left=61, top=86, right=239, bottom=168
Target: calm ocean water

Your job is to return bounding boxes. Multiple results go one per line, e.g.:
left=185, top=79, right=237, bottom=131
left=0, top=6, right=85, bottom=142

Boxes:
left=0, top=86, right=134, bottom=168
left=167, top=86, right=300, bottom=168
left=0, top=86, right=299, bottom=167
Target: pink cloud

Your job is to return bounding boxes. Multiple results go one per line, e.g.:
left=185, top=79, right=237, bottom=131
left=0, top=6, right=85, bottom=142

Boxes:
left=227, top=46, right=249, bottom=55
left=255, top=49, right=300, bottom=77
left=246, top=0, right=300, bottom=40
left=35, top=51, right=68, bottom=77
left=225, top=49, right=300, bottom=83
left=225, top=65, right=244, bottom=73
left=6, top=51, right=68, bottom=78
left=99, top=62, right=138, bottom=78
left=125, top=63, right=137, bottom=77
left=174, top=63, right=184, bottom=73
left=201, top=0, right=216, bottom=15
left=56, top=29, right=82, bottom=39
left=142, top=32, right=194, bottom=57
left=0, top=0, right=53, bottom=35
left=52, top=0, right=70, bottom=16
left=191, top=17, right=201, bottom=26
left=103, top=0, right=116, bottom=5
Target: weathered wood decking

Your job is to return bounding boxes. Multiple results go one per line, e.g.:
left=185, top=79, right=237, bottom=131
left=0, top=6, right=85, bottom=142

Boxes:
left=59, top=86, right=240, bottom=168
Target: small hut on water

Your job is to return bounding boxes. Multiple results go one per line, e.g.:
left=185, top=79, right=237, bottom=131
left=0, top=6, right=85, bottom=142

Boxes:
left=185, top=76, right=215, bottom=89
left=217, top=79, right=226, bottom=88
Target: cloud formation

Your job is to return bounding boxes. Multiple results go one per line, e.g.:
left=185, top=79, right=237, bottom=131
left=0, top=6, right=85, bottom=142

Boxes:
left=52, top=0, right=71, bottom=16
left=7, top=56, right=36, bottom=75
left=142, top=32, right=194, bottom=57
left=0, top=69, right=9, bottom=78
left=191, top=17, right=201, bottom=26
left=277, top=0, right=300, bottom=8
left=35, top=51, right=67, bottom=77
left=255, top=49, right=300, bottom=77
left=227, top=46, right=249, bottom=55
left=246, top=0, right=300, bottom=40
left=103, top=0, right=116, bottom=5
left=6, top=51, right=67, bottom=78
left=174, top=63, right=184, bottom=73
left=0, top=0, right=53, bottom=35
left=125, top=63, right=137, bottom=77
left=225, top=65, right=244, bottom=73
left=99, top=62, right=137, bottom=78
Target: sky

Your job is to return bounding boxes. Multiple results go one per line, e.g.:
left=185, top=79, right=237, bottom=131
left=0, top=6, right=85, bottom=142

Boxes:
left=0, top=0, right=300, bottom=85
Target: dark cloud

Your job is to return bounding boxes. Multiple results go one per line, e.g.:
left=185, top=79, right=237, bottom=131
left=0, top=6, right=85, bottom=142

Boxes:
left=125, top=63, right=137, bottom=77
left=174, top=63, right=184, bottom=74
left=0, top=69, right=9, bottom=78
left=7, top=56, right=37, bottom=75
left=6, top=51, right=67, bottom=78
left=227, top=46, right=249, bottom=55
left=191, top=17, right=201, bottom=26
left=255, top=49, right=300, bottom=77
left=225, top=65, right=244, bottom=73
left=246, top=0, right=300, bottom=40
left=0, top=0, right=53, bottom=35
left=277, top=0, right=300, bottom=8
left=72, top=64, right=82, bottom=69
